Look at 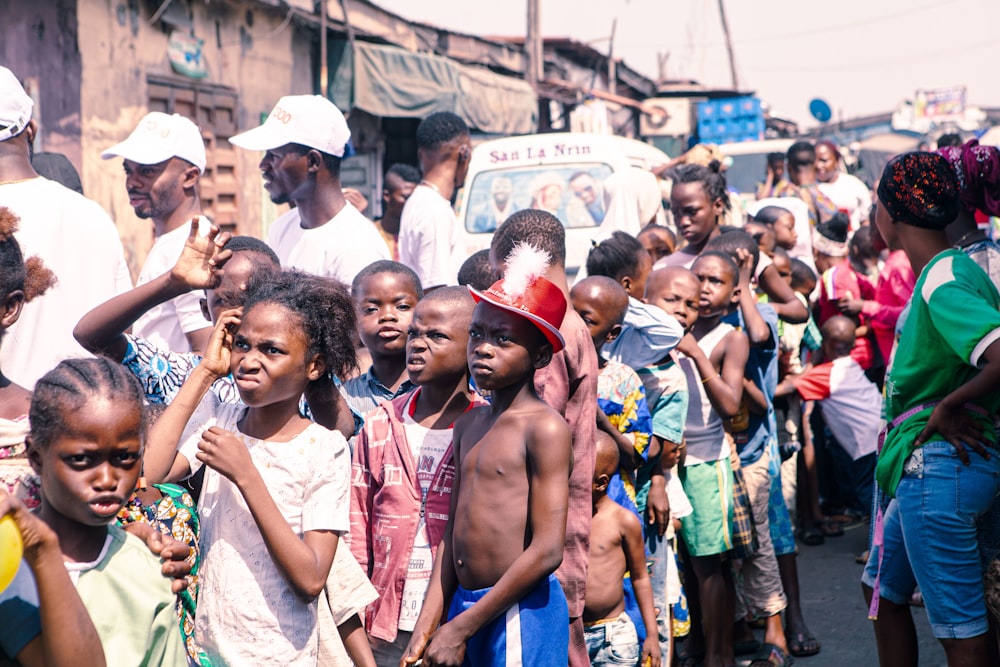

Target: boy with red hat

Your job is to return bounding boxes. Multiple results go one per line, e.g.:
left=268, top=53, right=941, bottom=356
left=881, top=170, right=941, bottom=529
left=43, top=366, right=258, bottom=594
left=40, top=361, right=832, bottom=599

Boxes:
left=402, top=243, right=574, bottom=666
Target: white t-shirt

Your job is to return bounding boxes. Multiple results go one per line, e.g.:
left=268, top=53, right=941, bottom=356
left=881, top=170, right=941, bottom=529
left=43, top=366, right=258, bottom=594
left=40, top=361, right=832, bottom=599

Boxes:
left=267, top=203, right=390, bottom=287
left=397, top=394, right=453, bottom=631
left=178, top=397, right=351, bottom=666
left=818, top=174, right=872, bottom=232
left=0, top=177, right=133, bottom=388
left=133, top=216, right=212, bottom=352
left=398, top=184, right=459, bottom=288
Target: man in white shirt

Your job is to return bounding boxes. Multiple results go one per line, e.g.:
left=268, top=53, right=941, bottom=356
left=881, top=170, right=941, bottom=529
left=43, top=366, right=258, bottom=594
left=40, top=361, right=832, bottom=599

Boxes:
left=398, top=112, right=471, bottom=290
left=230, top=95, right=390, bottom=286
left=101, top=112, right=213, bottom=353
left=0, top=67, right=133, bottom=389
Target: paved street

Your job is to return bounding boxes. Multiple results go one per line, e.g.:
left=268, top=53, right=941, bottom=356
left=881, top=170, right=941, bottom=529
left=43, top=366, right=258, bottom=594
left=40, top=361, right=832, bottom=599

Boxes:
left=785, top=522, right=945, bottom=667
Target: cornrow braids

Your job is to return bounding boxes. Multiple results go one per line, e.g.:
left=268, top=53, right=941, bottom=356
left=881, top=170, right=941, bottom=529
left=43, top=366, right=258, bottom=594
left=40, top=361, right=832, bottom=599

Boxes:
left=242, top=269, right=359, bottom=380
left=30, top=358, right=147, bottom=449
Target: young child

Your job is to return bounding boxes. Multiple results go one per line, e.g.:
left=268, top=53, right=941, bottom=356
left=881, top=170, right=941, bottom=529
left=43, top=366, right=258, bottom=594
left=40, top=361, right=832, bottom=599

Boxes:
left=637, top=224, right=677, bottom=264
left=403, top=243, right=573, bottom=666
left=349, top=287, right=481, bottom=665
left=674, top=251, right=750, bottom=667
left=0, top=488, right=107, bottom=667
left=457, top=249, right=499, bottom=292
left=776, top=315, right=881, bottom=517
left=1, top=358, right=187, bottom=666
left=144, top=270, right=357, bottom=666
left=751, top=205, right=798, bottom=253
left=0, top=207, right=56, bottom=508
left=344, top=261, right=423, bottom=419
left=585, top=231, right=653, bottom=300
left=640, top=266, right=702, bottom=661
left=584, top=432, right=661, bottom=667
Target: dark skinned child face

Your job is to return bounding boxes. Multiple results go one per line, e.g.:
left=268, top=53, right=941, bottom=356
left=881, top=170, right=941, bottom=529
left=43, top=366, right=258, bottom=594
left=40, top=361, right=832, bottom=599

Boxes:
left=691, top=255, right=738, bottom=319
left=406, top=300, right=470, bottom=386
left=570, top=288, right=623, bottom=354
left=355, top=272, right=419, bottom=360
left=670, top=182, right=722, bottom=249
left=644, top=272, right=700, bottom=332
left=467, top=302, right=549, bottom=392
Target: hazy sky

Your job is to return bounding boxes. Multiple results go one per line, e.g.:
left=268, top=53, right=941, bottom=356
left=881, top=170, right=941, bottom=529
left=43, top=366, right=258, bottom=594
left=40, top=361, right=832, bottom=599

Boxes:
left=377, top=0, right=1000, bottom=127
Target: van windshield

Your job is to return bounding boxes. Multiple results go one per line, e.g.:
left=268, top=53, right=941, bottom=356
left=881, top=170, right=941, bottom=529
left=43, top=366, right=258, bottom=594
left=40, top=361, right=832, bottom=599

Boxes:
left=463, top=163, right=614, bottom=234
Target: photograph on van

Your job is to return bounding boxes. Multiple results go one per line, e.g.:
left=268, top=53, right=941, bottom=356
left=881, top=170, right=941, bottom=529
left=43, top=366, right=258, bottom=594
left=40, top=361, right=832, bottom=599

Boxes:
left=465, top=164, right=614, bottom=233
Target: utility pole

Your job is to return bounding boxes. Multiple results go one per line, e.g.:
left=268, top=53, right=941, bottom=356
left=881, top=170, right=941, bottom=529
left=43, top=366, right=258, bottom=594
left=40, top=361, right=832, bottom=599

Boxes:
left=319, top=1, right=328, bottom=97
left=526, top=0, right=542, bottom=92
left=607, top=18, right=617, bottom=96
left=717, top=0, right=738, bottom=90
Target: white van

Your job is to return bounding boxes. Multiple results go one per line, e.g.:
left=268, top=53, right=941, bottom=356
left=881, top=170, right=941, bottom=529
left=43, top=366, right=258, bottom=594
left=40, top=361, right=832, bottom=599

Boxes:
left=455, top=133, right=669, bottom=275
left=717, top=138, right=794, bottom=207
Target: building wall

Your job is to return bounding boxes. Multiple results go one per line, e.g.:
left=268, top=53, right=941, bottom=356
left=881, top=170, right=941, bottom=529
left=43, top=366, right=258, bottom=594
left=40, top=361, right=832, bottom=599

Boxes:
left=1, top=0, right=83, bottom=168
left=77, top=0, right=316, bottom=276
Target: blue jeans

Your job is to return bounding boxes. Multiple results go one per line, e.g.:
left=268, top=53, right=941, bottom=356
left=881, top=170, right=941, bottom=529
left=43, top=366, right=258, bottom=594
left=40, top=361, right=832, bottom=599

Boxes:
left=585, top=613, right=640, bottom=666
left=896, top=441, right=1000, bottom=639
left=644, top=524, right=670, bottom=660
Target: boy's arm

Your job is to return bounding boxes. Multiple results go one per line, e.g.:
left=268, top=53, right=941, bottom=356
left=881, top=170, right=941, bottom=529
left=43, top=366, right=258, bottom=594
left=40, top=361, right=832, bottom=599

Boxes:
left=758, top=263, right=808, bottom=324
left=735, top=249, right=773, bottom=346
left=603, top=298, right=684, bottom=369
left=348, top=426, right=376, bottom=575
left=621, top=510, right=662, bottom=667
left=197, top=423, right=340, bottom=601
left=144, top=310, right=241, bottom=484
left=646, top=449, right=670, bottom=537
left=421, top=413, right=572, bottom=667
left=676, top=331, right=749, bottom=419
left=743, top=377, right=768, bottom=415
left=73, top=220, right=231, bottom=359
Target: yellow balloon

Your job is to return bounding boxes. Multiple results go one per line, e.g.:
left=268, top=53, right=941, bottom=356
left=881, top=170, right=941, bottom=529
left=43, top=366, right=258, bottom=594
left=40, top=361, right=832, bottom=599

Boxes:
left=0, top=514, right=23, bottom=592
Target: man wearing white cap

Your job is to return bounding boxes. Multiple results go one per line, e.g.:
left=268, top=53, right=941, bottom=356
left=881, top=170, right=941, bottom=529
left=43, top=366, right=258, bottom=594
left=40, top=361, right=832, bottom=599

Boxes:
left=230, top=95, right=389, bottom=285
left=101, top=112, right=213, bottom=353
left=0, top=66, right=132, bottom=389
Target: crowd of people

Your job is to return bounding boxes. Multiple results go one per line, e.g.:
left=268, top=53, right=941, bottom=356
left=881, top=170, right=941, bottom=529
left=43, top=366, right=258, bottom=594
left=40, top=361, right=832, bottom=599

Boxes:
left=2, top=61, right=1000, bottom=667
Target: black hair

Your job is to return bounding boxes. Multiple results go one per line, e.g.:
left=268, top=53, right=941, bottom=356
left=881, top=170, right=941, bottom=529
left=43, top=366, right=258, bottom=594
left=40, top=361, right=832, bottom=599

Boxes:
left=787, top=141, right=816, bottom=168
left=416, top=112, right=469, bottom=150
left=30, top=358, right=146, bottom=449
left=586, top=231, right=645, bottom=282
left=789, top=258, right=817, bottom=289
left=418, top=285, right=475, bottom=323
left=672, top=163, right=732, bottom=212
left=937, top=133, right=962, bottom=149
left=0, top=207, right=55, bottom=308
left=706, top=227, right=760, bottom=275
left=351, top=260, right=423, bottom=299
left=693, top=249, right=740, bottom=283
left=492, top=209, right=567, bottom=265
left=386, top=163, right=421, bottom=184
left=849, top=225, right=879, bottom=261
left=816, top=212, right=850, bottom=243
left=222, top=235, right=281, bottom=267
left=457, top=249, right=499, bottom=291
left=242, top=269, right=359, bottom=380
left=766, top=152, right=785, bottom=166
left=752, top=205, right=793, bottom=226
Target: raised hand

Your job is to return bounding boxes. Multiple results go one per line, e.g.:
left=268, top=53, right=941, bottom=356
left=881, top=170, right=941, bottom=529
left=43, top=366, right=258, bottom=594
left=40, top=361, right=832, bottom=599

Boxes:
left=200, top=308, right=241, bottom=378
left=169, top=218, right=233, bottom=290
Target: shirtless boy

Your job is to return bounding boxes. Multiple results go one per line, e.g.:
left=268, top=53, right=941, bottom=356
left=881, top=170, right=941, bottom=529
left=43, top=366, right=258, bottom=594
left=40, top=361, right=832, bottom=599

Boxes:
left=584, top=431, right=661, bottom=667
left=404, top=244, right=573, bottom=666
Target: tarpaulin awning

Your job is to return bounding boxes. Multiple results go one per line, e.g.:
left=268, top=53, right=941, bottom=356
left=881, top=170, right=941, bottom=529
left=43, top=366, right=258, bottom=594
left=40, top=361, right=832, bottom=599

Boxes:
left=333, top=42, right=537, bottom=135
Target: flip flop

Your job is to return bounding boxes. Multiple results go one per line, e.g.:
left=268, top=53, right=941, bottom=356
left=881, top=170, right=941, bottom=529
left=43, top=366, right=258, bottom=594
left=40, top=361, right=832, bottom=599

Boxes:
left=787, top=630, right=821, bottom=657
left=797, top=526, right=824, bottom=546
left=744, top=642, right=794, bottom=667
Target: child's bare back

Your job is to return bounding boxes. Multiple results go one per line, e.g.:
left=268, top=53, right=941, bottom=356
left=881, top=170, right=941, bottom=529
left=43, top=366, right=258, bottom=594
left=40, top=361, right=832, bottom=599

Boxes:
left=450, top=396, right=571, bottom=590
left=584, top=499, right=639, bottom=622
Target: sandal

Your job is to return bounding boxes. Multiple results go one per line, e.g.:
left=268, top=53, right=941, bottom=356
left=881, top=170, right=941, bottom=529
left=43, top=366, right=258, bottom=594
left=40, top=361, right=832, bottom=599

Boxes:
left=797, top=526, right=824, bottom=546
left=744, top=643, right=794, bottom=667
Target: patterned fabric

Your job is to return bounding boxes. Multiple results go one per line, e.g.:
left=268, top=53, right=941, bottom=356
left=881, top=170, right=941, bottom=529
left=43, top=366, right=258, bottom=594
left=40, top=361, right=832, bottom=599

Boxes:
left=773, top=180, right=839, bottom=226
left=598, top=360, right=653, bottom=517
left=117, top=484, right=206, bottom=667
left=877, top=152, right=959, bottom=229
left=937, top=139, right=1000, bottom=216
left=122, top=334, right=239, bottom=406
left=730, top=464, right=758, bottom=560
left=341, top=368, right=415, bottom=422
left=0, top=415, right=38, bottom=510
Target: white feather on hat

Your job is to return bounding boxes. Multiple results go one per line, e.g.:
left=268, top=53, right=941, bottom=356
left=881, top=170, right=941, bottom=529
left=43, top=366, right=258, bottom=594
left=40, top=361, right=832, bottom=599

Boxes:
left=501, top=243, right=552, bottom=300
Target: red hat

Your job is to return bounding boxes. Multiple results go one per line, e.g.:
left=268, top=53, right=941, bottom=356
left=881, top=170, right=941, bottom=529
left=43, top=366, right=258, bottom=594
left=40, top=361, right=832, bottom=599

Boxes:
left=469, top=243, right=567, bottom=353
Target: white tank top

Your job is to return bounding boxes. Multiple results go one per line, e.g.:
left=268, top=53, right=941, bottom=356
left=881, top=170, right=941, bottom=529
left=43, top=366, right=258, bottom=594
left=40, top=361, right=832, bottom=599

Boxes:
left=678, top=321, right=735, bottom=465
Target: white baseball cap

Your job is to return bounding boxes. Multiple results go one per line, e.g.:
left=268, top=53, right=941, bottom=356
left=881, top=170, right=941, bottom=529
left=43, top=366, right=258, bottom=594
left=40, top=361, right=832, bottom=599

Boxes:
left=229, top=95, right=351, bottom=157
left=0, top=67, right=34, bottom=143
left=101, top=112, right=207, bottom=173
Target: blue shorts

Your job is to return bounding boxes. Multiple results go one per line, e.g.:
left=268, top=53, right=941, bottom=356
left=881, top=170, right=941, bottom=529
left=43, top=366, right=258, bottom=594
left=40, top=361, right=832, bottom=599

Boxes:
left=766, top=438, right=797, bottom=556
left=447, top=574, right=569, bottom=666
left=861, top=499, right=917, bottom=606
left=865, top=441, right=1000, bottom=639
